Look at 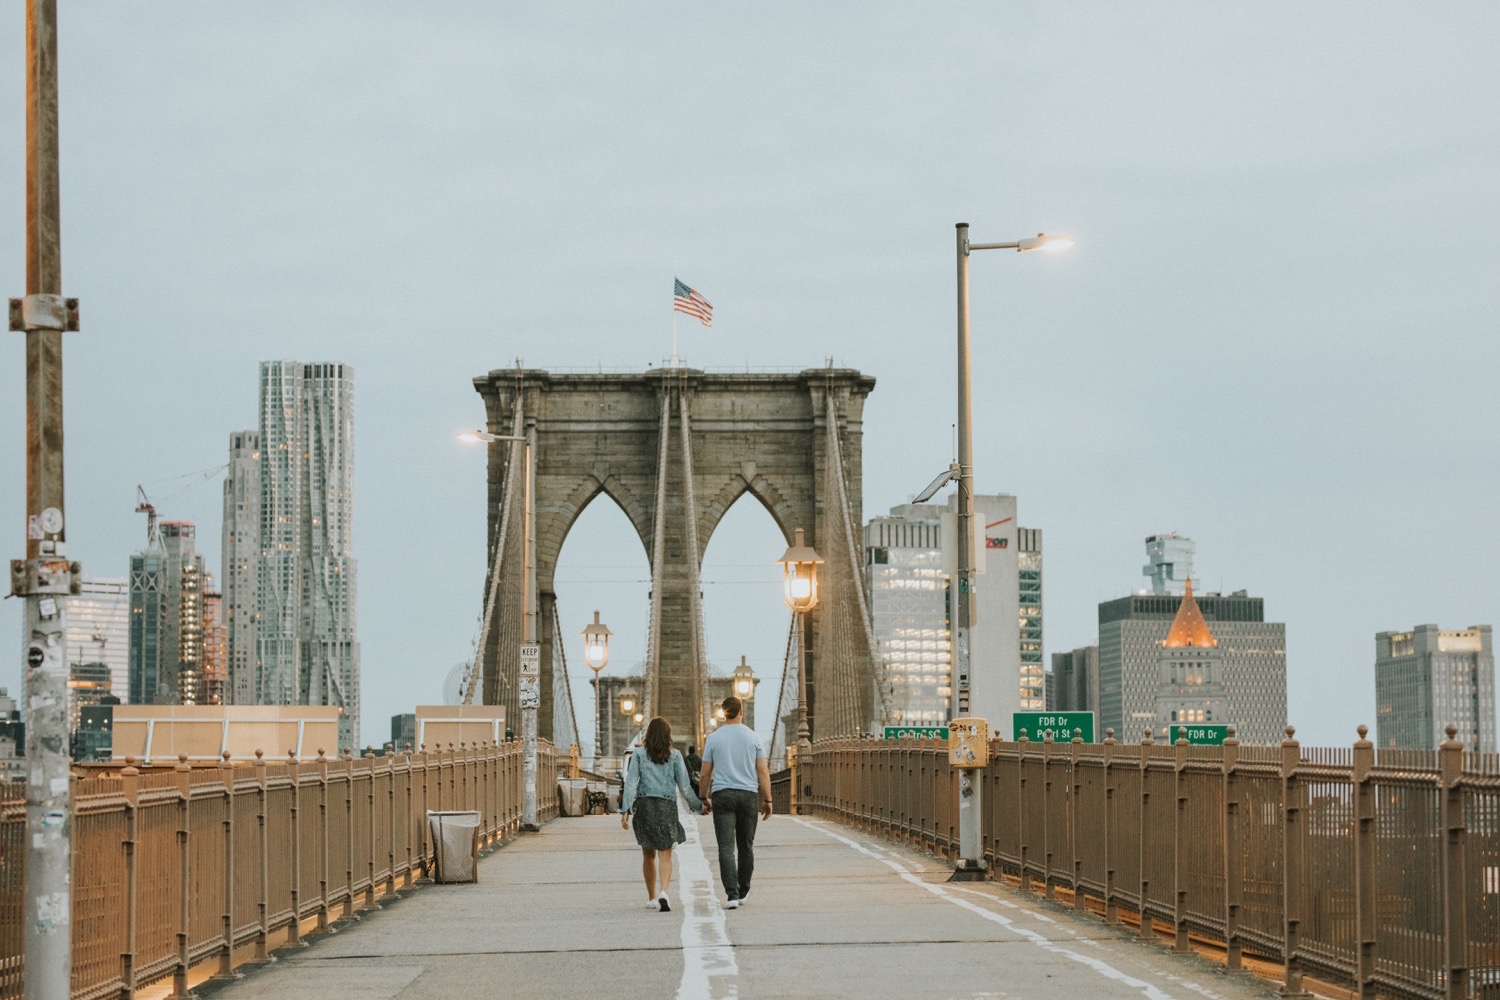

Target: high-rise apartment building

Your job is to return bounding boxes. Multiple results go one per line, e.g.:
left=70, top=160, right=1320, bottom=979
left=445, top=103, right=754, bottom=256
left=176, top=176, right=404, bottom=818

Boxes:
left=1049, top=645, right=1099, bottom=714
left=1098, top=538, right=1286, bottom=744
left=865, top=506, right=949, bottom=726
left=246, top=361, right=360, bottom=748
left=1374, top=624, right=1494, bottom=753
left=864, top=494, right=1042, bottom=727
left=64, top=576, right=129, bottom=709
left=129, top=523, right=207, bottom=705
left=202, top=583, right=227, bottom=705
left=222, top=430, right=261, bottom=706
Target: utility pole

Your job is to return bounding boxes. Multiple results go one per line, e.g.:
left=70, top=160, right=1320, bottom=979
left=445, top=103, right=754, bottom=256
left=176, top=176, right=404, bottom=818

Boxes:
left=8, top=2, right=78, bottom=996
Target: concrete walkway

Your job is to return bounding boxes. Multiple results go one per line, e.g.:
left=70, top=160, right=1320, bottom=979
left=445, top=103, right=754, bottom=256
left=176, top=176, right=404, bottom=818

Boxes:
left=197, top=807, right=1281, bottom=1000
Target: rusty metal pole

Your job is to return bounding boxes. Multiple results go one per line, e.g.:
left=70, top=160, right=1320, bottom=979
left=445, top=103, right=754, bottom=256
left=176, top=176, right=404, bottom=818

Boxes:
left=10, top=3, right=77, bottom=996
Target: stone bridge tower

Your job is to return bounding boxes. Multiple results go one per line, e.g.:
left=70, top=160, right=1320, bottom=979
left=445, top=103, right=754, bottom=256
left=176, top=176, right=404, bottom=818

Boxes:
left=472, top=366, right=878, bottom=750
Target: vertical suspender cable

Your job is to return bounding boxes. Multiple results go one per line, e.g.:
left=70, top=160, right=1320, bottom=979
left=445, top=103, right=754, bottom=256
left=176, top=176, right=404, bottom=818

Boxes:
left=644, top=387, right=672, bottom=721
left=678, top=390, right=708, bottom=748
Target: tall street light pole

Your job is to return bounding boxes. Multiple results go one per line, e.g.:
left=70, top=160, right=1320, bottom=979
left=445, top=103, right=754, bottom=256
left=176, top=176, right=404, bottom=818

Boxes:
left=779, top=529, right=822, bottom=814
left=951, top=222, right=1072, bottom=876
left=9, top=3, right=79, bottom=995
left=463, top=426, right=539, bottom=828
left=581, top=611, right=612, bottom=769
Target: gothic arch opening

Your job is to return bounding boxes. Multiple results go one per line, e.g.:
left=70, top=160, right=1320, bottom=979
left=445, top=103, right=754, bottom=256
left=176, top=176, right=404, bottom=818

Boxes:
left=551, top=491, right=651, bottom=763
left=700, top=491, right=791, bottom=748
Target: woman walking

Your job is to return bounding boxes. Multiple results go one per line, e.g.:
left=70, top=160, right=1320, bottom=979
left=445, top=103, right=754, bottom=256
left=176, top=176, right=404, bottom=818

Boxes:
left=620, top=717, right=703, bottom=911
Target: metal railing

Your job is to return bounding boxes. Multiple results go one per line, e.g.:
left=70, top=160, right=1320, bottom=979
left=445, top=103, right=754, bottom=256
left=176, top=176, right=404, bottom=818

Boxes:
left=0, top=741, right=557, bottom=999
left=796, top=729, right=1500, bottom=1000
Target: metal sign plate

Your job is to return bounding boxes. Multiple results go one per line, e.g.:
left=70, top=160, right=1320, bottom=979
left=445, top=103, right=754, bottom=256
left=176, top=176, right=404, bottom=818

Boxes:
left=519, top=643, right=540, bottom=676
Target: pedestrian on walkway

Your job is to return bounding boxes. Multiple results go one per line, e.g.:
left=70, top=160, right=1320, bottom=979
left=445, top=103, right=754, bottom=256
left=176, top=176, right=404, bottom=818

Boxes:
left=620, top=716, right=702, bottom=912
left=685, top=744, right=703, bottom=788
left=698, top=695, right=771, bottom=910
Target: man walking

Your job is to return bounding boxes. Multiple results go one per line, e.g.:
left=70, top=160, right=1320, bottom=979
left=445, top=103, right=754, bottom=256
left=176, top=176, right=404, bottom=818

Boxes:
left=698, top=695, right=771, bottom=909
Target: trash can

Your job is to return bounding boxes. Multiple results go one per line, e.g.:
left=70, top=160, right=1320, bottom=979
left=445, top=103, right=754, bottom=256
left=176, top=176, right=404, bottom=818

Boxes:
left=427, top=810, right=481, bottom=883
left=557, top=778, right=588, bottom=816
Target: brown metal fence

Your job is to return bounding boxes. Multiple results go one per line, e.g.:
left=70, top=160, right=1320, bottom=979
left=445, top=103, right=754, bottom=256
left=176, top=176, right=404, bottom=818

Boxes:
left=797, top=728, right=1500, bottom=1000
left=0, top=740, right=556, bottom=999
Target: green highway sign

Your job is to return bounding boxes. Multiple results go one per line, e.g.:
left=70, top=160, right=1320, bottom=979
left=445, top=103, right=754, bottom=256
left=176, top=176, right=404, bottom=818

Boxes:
left=1171, top=724, right=1230, bottom=745
left=1012, top=711, right=1095, bottom=743
left=883, top=726, right=949, bottom=740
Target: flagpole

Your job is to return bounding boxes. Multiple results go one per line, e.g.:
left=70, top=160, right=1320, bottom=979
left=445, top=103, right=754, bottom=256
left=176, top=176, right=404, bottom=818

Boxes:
left=671, top=310, right=680, bottom=368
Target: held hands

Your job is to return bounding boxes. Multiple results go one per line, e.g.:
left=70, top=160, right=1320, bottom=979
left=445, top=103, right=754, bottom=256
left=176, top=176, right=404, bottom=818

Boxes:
left=701, top=796, right=711, bottom=815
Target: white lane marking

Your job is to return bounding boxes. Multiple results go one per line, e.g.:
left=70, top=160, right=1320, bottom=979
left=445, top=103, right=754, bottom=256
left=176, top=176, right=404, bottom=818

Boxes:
left=790, top=816, right=1179, bottom=1000
left=677, top=800, right=737, bottom=1000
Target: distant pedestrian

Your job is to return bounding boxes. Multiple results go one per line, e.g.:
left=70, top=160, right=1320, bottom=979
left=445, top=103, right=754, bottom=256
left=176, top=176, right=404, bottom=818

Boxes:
left=698, top=696, right=771, bottom=910
left=685, top=744, right=703, bottom=788
left=620, top=717, right=702, bottom=912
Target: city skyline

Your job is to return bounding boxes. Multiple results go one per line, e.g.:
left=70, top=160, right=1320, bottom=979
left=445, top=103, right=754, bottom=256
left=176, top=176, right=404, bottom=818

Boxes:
left=2, top=7, right=1497, bottom=748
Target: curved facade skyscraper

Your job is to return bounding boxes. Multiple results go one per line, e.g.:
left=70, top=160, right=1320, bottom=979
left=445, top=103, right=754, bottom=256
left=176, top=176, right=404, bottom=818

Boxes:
left=226, top=361, right=360, bottom=749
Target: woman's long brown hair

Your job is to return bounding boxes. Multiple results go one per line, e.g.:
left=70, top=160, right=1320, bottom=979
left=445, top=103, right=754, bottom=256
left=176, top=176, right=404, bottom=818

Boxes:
left=644, top=717, right=672, bottom=765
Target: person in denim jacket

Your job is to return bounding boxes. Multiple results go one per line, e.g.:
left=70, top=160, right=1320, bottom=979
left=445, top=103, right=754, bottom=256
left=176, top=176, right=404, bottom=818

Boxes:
left=620, top=716, right=703, bottom=911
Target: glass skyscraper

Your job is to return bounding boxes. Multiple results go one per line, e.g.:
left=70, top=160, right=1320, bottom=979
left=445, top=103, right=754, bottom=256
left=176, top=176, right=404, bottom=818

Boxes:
left=864, top=495, right=1042, bottom=727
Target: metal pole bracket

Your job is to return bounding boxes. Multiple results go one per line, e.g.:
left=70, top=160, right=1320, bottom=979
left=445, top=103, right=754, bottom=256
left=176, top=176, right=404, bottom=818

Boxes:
left=8, top=294, right=79, bottom=332
left=9, top=558, right=80, bottom=597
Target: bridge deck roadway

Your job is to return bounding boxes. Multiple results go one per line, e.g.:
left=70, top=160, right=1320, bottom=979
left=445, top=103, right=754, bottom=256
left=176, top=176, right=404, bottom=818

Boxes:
left=197, top=809, right=1282, bottom=1000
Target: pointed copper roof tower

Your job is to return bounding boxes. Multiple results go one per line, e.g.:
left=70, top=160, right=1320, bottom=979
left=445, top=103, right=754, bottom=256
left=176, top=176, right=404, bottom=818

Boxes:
left=1163, top=578, right=1217, bottom=648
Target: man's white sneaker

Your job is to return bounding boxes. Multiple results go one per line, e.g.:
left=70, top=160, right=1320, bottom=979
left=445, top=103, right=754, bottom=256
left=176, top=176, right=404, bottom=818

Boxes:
left=725, top=898, right=740, bottom=910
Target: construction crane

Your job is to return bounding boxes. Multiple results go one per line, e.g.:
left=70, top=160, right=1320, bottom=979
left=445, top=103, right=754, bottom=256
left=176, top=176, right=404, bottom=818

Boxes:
left=134, top=485, right=158, bottom=545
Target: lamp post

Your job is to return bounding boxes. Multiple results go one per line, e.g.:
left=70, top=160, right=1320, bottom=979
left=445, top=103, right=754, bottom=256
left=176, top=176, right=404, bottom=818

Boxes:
left=778, top=529, right=823, bottom=753
left=581, top=611, right=612, bottom=768
left=619, top=684, right=638, bottom=718
left=731, top=655, right=756, bottom=728
left=948, top=222, right=1072, bottom=878
left=460, top=425, right=539, bottom=828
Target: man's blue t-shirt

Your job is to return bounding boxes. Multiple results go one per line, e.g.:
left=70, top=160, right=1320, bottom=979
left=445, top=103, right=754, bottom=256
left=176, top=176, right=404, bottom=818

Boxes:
left=701, top=723, right=766, bottom=793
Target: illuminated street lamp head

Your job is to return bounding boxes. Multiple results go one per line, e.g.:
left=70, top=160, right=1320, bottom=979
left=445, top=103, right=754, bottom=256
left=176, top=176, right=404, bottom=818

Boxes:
left=732, top=655, right=756, bottom=699
left=581, top=611, right=613, bottom=673
left=618, top=685, right=637, bottom=717
left=458, top=428, right=498, bottom=444
left=1016, top=232, right=1075, bottom=254
left=778, top=528, right=824, bottom=613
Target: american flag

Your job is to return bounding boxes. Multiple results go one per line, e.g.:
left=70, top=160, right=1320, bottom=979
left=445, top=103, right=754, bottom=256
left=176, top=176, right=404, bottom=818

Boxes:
left=673, top=278, right=713, bottom=327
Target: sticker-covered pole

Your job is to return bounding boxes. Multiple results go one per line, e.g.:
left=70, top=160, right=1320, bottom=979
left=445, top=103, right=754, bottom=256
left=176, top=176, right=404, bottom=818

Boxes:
left=13, top=2, right=77, bottom=994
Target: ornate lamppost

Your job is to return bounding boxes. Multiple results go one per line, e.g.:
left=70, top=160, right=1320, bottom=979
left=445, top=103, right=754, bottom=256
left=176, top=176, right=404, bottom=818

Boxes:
left=777, top=529, right=822, bottom=752
left=581, top=611, right=612, bottom=766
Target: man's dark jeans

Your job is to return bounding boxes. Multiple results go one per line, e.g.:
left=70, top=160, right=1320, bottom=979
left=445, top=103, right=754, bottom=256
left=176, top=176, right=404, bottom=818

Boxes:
left=710, top=788, right=759, bottom=900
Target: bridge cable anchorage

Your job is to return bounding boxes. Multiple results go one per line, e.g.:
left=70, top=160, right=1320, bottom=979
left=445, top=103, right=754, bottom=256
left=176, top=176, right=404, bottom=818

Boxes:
left=826, top=393, right=889, bottom=730
left=643, top=387, right=673, bottom=722
left=549, top=600, right=581, bottom=752
left=463, top=404, right=525, bottom=706
left=678, top=390, right=710, bottom=748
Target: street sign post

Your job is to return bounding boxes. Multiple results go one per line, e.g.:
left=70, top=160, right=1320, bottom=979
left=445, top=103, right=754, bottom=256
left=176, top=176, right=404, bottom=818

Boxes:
left=1172, top=724, right=1230, bottom=745
left=883, top=726, right=949, bottom=740
left=1011, top=711, right=1095, bottom=743
left=947, top=717, right=988, bottom=881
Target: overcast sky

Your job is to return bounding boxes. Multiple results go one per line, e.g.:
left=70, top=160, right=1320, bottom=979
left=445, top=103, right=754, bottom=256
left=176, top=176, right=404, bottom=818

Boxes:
left=3, top=4, right=1496, bottom=750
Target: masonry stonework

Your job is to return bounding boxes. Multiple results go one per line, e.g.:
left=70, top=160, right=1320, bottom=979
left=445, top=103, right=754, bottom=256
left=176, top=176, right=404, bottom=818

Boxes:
left=472, top=367, right=877, bottom=748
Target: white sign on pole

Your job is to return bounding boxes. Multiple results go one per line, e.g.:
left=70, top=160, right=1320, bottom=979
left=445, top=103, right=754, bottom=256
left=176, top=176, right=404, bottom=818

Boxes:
left=519, top=643, right=540, bottom=676
left=518, top=675, right=540, bottom=709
